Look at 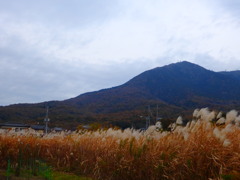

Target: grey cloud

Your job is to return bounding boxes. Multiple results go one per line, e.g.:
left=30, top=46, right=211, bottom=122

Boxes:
left=0, top=0, right=240, bottom=105
left=0, top=0, right=122, bottom=28
left=218, top=0, right=240, bottom=17
left=0, top=41, right=164, bottom=106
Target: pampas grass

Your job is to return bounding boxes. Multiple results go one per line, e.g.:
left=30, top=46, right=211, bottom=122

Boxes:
left=0, top=108, right=240, bottom=179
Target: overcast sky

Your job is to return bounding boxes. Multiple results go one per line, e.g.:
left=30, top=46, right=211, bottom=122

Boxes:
left=0, top=0, right=240, bottom=106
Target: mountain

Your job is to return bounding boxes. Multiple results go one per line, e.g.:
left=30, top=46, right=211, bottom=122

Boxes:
left=65, top=61, right=240, bottom=109
left=219, top=71, right=240, bottom=82
left=1, top=61, right=240, bottom=129
left=124, top=62, right=240, bottom=106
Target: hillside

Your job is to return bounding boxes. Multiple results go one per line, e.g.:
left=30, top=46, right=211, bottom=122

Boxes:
left=219, top=70, right=240, bottom=81
left=1, top=61, right=240, bottom=128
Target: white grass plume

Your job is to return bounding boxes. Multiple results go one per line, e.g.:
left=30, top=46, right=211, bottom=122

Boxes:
left=217, top=112, right=223, bottom=119
left=216, top=117, right=226, bottom=125
left=193, top=109, right=200, bottom=118
left=176, top=116, right=183, bottom=125
left=226, top=110, right=238, bottom=124
left=155, top=121, right=162, bottom=130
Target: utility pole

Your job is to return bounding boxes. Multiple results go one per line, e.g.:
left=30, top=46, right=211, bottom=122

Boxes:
left=44, top=106, right=50, bottom=134
left=156, top=104, right=162, bottom=123
left=146, top=105, right=152, bottom=129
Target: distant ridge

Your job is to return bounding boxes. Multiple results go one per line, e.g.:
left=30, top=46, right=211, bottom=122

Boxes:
left=1, top=61, right=240, bottom=128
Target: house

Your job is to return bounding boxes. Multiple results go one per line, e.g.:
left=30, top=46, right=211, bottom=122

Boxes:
left=30, top=125, right=50, bottom=131
left=0, top=123, right=64, bottom=133
left=0, top=123, right=30, bottom=131
left=52, top=127, right=63, bottom=132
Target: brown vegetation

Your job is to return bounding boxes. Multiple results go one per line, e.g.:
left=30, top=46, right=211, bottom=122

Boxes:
left=0, top=109, right=240, bottom=179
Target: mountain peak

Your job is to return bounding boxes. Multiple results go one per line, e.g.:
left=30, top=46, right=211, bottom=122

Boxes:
left=173, top=61, right=194, bottom=65
left=158, top=61, right=208, bottom=74
left=135, top=61, right=207, bottom=80
left=147, top=61, right=206, bottom=74
left=177, top=61, right=194, bottom=64
left=166, top=61, right=203, bottom=69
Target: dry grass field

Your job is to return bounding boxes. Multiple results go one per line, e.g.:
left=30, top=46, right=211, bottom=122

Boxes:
left=0, top=108, right=240, bottom=180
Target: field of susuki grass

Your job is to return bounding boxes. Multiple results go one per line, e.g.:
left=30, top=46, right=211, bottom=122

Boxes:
left=0, top=108, right=240, bottom=180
